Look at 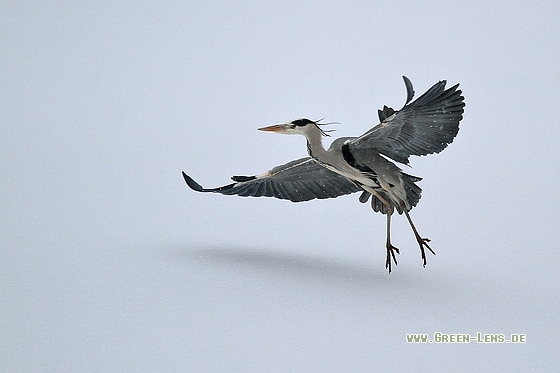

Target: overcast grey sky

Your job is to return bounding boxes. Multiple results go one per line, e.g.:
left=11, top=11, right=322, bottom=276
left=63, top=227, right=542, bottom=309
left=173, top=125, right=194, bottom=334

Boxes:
left=2, top=1, right=560, bottom=371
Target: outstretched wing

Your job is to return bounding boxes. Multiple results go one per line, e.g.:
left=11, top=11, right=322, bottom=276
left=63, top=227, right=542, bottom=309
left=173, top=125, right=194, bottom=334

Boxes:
left=347, top=76, right=465, bottom=164
left=182, top=157, right=362, bottom=202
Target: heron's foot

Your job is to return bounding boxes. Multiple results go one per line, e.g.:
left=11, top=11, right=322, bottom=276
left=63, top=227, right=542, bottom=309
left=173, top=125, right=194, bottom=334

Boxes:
left=385, top=244, right=400, bottom=273
left=416, top=237, right=435, bottom=267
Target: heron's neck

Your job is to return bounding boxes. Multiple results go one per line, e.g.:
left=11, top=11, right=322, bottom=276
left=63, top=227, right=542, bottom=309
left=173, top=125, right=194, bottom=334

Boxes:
left=304, top=127, right=328, bottom=160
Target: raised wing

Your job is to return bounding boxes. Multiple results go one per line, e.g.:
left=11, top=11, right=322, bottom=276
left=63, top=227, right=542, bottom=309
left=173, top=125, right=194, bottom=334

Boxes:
left=182, top=157, right=362, bottom=202
left=348, top=76, right=465, bottom=164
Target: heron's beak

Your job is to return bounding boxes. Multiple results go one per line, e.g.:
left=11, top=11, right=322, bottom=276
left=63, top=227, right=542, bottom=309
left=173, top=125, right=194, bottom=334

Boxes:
left=258, top=124, right=287, bottom=133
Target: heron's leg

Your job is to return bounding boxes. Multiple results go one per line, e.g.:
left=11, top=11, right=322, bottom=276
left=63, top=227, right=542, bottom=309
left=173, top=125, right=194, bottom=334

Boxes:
left=371, top=191, right=399, bottom=273
left=384, top=209, right=400, bottom=273
left=403, top=210, right=435, bottom=267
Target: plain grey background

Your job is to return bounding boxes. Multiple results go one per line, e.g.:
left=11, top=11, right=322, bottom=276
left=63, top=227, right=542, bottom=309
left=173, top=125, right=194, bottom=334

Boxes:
left=2, top=1, right=559, bottom=371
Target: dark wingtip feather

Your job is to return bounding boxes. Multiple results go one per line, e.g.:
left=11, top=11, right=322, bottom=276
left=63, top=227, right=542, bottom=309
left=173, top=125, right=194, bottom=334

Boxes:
left=182, top=171, right=205, bottom=192
left=402, top=76, right=415, bottom=105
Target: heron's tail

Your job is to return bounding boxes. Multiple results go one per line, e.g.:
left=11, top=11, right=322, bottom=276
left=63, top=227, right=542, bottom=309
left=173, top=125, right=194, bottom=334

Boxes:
left=401, top=172, right=422, bottom=212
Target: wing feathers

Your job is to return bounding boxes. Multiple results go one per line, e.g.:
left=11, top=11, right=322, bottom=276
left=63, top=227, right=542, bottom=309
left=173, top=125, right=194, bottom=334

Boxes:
left=182, top=157, right=361, bottom=202
left=403, top=75, right=415, bottom=105
left=349, top=77, right=465, bottom=164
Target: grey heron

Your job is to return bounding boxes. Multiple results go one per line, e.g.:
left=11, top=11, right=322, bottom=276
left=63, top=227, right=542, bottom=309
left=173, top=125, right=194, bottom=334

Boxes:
left=182, top=76, right=465, bottom=272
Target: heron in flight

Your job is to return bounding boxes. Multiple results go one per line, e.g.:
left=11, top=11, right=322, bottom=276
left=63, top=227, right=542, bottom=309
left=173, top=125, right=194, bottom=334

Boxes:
left=182, top=76, right=465, bottom=272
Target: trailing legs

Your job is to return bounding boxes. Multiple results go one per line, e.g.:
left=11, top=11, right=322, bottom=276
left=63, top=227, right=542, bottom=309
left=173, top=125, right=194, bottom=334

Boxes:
left=403, top=210, right=435, bottom=267
left=369, top=190, right=399, bottom=273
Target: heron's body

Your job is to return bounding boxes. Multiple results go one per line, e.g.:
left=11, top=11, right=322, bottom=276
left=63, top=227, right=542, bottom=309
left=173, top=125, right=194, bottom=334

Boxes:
left=305, top=132, right=413, bottom=209
left=182, top=76, right=465, bottom=272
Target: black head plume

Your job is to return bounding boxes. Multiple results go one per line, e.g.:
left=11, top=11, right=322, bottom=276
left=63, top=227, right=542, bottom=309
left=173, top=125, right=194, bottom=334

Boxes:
left=291, top=118, right=315, bottom=127
left=290, top=118, right=338, bottom=137
left=314, top=118, right=338, bottom=137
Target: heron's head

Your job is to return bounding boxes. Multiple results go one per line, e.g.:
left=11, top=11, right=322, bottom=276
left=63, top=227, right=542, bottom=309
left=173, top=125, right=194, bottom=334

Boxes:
left=258, top=118, right=332, bottom=137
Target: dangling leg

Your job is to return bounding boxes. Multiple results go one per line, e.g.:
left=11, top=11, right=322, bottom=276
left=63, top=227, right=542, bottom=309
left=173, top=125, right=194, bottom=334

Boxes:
left=403, top=210, right=435, bottom=267
left=384, top=208, right=399, bottom=273
left=369, top=189, right=399, bottom=273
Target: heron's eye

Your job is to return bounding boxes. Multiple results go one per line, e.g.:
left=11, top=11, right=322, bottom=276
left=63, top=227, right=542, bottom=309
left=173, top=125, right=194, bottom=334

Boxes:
left=291, top=118, right=314, bottom=127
